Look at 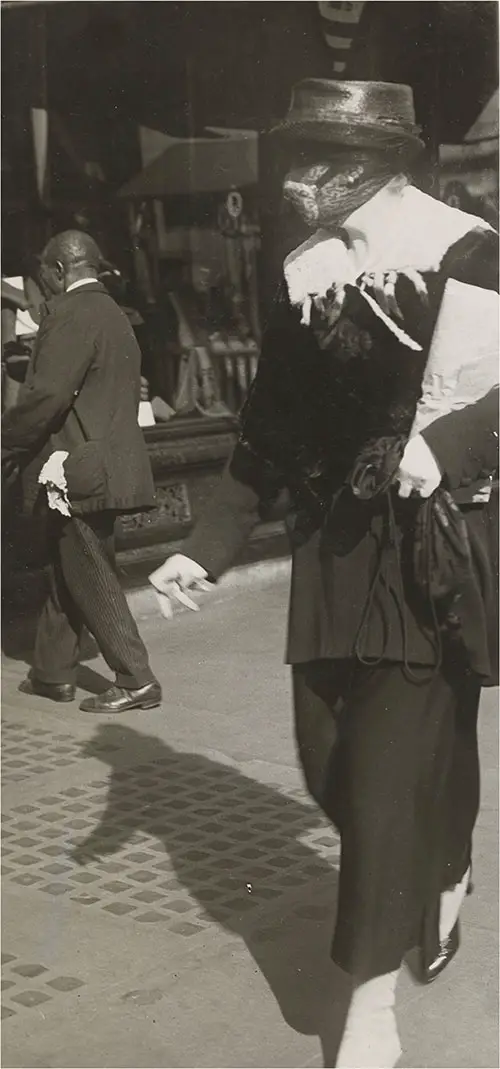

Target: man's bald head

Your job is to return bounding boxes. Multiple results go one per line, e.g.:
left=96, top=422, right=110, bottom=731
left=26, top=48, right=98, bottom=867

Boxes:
left=40, top=230, right=102, bottom=296
left=43, top=230, right=102, bottom=274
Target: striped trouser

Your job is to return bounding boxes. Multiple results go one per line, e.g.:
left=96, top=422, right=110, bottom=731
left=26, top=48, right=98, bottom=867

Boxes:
left=33, top=512, right=155, bottom=689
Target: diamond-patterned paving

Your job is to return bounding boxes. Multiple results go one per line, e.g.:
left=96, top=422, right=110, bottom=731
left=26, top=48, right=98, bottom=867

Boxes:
left=1, top=718, right=120, bottom=784
left=2, top=729, right=340, bottom=952
left=2, top=578, right=498, bottom=1069
left=2, top=718, right=340, bottom=1026
left=1, top=952, right=86, bottom=1019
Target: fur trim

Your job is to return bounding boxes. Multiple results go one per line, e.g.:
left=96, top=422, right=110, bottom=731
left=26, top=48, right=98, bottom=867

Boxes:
left=284, top=183, right=491, bottom=322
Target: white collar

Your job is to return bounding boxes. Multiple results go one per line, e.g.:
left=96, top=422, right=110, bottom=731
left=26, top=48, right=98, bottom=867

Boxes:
left=284, top=182, right=491, bottom=322
left=66, top=278, right=99, bottom=293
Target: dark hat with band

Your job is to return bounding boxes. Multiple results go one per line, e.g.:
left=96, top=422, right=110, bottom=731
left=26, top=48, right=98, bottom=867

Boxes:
left=271, top=79, right=424, bottom=153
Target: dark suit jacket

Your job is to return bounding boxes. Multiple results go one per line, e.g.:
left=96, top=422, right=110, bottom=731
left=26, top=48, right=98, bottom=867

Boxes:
left=2, top=282, right=155, bottom=516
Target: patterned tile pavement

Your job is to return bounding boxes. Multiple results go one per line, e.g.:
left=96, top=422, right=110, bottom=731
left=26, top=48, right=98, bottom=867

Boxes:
left=2, top=588, right=498, bottom=1069
left=1, top=706, right=340, bottom=1027
left=2, top=718, right=120, bottom=784
left=2, top=753, right=339, bottom=921
left=1, top=952, right=86, bottom=1019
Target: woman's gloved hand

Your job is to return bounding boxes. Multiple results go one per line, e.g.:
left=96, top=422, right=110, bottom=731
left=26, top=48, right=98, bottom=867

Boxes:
left=397, top=434, right=442, bottom=498
left=148, top=553, right=211, bottom=618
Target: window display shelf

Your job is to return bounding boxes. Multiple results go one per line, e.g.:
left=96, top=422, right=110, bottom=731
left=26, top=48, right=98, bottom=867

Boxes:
left=115, top=414, right=239, bottom=551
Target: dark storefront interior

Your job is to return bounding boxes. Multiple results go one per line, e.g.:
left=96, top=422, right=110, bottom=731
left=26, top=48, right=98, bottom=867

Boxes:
left=2, top=1, right=498, bottom=588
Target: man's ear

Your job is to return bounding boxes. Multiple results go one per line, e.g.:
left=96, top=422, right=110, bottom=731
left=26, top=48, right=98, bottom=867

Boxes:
left=54, top=260, right=65, bottom=281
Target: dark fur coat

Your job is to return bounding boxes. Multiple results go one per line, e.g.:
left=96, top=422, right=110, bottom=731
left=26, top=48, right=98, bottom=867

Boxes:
left=184, top=221, right=498, bottom=680
left=237, top=226, right=499, bottom=542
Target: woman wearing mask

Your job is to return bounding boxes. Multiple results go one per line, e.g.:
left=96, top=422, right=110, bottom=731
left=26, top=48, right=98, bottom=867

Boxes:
left=149, top=81, right=498, bottom=1068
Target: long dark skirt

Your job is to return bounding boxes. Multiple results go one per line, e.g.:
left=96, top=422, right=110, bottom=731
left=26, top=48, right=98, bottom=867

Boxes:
left=292, top=658, right=481, bottom=982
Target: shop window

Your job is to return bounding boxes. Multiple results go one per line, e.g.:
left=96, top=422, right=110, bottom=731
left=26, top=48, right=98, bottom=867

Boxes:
left=120, top=137, right=262, bottom=430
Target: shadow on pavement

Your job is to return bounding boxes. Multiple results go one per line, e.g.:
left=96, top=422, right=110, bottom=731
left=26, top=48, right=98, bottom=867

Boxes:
left=1, top=608, right=40, bottom=664
left=76, top=664, right=111, bottom=694
left=70, top=723, right=349, bottom=1067
left=1, top=603, right=100, bottom=674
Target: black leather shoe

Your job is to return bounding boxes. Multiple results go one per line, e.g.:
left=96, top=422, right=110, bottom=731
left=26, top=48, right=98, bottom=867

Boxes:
left=79, top=681, right=162, bottom=713
left=420, top=921, right=460, bottom=984
left=19, top=678, right=76, bottom=703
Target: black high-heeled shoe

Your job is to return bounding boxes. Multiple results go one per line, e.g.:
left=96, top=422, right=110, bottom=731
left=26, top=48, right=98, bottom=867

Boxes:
left=420, top=920, right=460, bottom=984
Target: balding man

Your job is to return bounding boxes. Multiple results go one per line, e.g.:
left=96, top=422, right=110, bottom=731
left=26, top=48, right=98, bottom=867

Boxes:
left=2, top=230, right=162, bottom=713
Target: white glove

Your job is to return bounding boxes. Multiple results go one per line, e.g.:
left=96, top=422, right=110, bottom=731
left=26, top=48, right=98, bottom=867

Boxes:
left=397, top=434, right=442, bottom=498
left=148, top=553, right=210, bottom=619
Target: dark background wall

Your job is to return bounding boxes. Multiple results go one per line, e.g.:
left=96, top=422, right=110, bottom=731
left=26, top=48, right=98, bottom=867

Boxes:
left=2, top=1, right=497, bottom=280
left=3, top=2, right=497, bottom=181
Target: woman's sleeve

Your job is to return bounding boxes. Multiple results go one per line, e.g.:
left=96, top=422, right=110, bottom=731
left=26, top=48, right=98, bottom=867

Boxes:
left=181, top=286, right=291, bottom=579
left=181, top=445, right=284, bottom=580
left=422, top=387, right=499, bottom=490
left=439, top=226, right=499, bottom=293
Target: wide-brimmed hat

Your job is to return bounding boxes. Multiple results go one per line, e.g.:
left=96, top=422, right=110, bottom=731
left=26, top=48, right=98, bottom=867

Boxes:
left=271, top=79, right=424, bottom=153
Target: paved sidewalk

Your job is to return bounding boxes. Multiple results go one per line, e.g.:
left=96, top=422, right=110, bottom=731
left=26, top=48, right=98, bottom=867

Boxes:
left=2, top=575, right=498, bottom=1068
